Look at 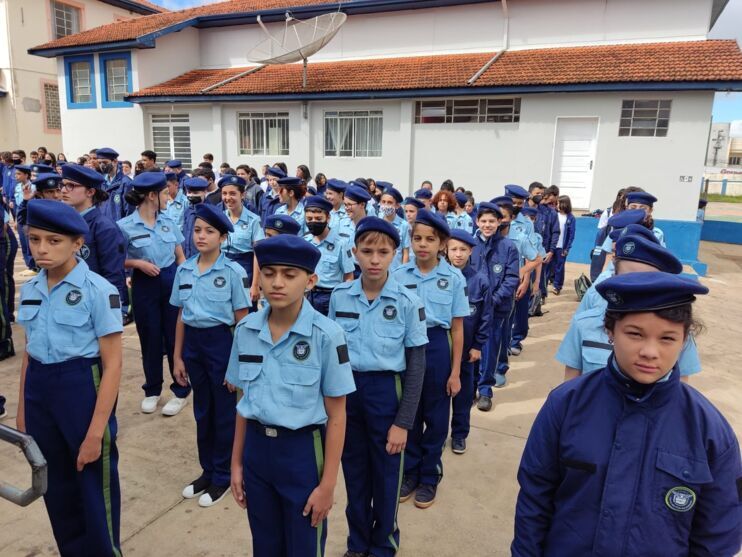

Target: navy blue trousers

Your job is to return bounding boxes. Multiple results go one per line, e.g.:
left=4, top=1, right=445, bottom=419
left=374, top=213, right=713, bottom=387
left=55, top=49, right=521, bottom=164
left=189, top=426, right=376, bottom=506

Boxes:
left=510, top=291, right=530, bottom=347
left=183, top=325, right=235, bottom=487
left=552, top=250, right=568, bottom=291
left=451, top=360, right=474, bottom=440
left=24, top=357, right=121, bottom=557
left=243, top=423, right=327, bottom=557
left=132, top=264, right=190, bottom=398
left=2, top=224, right=17, bottom=318
left=405, top=326, right=451, bottom=486
left=306, top=288, right=332, bottom=316
left=343, top=371, right=404, bottom=557
left=17, top=216, right=34, bottom=269
left=479, top=315, right=512, bottom=397
left=0, top=227, right=12, bottom=354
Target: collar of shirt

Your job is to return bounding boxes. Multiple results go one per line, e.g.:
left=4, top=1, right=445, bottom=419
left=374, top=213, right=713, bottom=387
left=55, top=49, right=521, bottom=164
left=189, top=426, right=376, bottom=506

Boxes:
left=410, top=257, right=448, bottom=280
left=181, top=252, right=227, bottom=275
left=247, top=298, right=315, bottom=345
left=606, top=354, right=678, bottom=405
left=32, top=258, right=89, bottom=296
left=133, top=208, right=161, bottom=230
left=348, top=274, right=402, bottom=307
left=79, top=206, right=96, bottom=217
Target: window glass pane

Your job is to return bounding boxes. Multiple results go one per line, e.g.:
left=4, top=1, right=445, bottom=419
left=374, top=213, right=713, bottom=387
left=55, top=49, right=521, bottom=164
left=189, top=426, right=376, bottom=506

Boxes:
left=151, top=114, right=192, bottom=170
left=619, top=99, right=670, bottom=137
left=634, top=100, right=660, bottom=110
left=631, top=128, right=655, bottom=137
left=70, top=61, right=91, bottom=104
left=659, top=100, right=672, bottom=109
left=237, top=112, right=289, bottom=155
left=53, top=2, right=80, bottom=39
left=105, top=59, right=128, bottom=102
left=324, top=111, right=382, bottom=157
left=324, top=116, right=338, bottom=156
left=655, top=128, right=668, bottom=137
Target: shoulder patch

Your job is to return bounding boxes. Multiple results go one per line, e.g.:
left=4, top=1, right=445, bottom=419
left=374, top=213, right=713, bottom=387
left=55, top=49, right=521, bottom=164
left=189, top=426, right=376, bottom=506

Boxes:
left=109, top=294, right=121, bottom=309
left=336, top=344, right=350, bottom=365
left=346, top=249, right=352, bottom=258
left=418, top=307, right=426, bottom=321
left=464, top=285, right=469, bottom=297
left=738, top=477, right=742, bottom=503
left=243, top=277, right=250, bottom=288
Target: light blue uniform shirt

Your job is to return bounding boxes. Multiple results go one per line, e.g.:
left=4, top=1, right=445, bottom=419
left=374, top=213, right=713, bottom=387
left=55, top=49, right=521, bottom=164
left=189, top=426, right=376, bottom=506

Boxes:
left=225, top=300, right=356, bottom=429
left=15, top=181, right=33, bottom=207
left=455, top=212, right=474, bottom=234
left=18, top=259, right=123, bottom=364
left=304, top=228, right=355, bottom=288
left=443, top=212, right=457, bottom=231
left=601, top=227, right=667, bottom=252
left=275, top=202, right=306, bottom=235
left=223, top=206, right=263, bottom=255
left=515, top=212, right=535, bottom=236
left=508, top=221, right=538, bottom=266
left=329, top=206, right=350, bottom=231
left=329, top=276, right=428, bottom=372
left=389, top=215, right=411, bottom=270
left=117, top=210, right=184, bottom=268
left=366, top=201, right=377, bottom=217
left=170, top=253, right=250, bottom=328
left=392, top=258, right=470, bottom=329
left=531, top=231, right=547, bottom=258
left=166, top=190, right=188, bottom=230
left=556, top=305, right=701, bottom=377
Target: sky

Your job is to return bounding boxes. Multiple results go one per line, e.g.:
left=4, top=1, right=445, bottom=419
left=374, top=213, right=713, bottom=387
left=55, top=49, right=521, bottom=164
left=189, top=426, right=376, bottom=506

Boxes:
left=151, top=0, right=742, bottom=121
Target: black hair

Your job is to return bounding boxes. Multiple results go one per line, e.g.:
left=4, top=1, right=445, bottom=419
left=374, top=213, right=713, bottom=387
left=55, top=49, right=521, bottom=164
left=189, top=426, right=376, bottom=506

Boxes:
left=199, top=161, right=213, bottom=170
left=544, top=185, right=560, bottom=198
left=221, top=168, right=236, bottom=176
left=273, top=162, right=288, bottom=175
left=203, top=153, right=214, bottom=161
left=528, top=181, right=545, bottom=193
left=92, top=188, right=109, bottom=205
left=440, top=179, right=454, bottom=192
left=604, top=303, right=703, bottom=339
left=236, top=164, right=251, bottom=173
left=314, top=172, right=327, bottom=186
left=558, top=195, right=572, bottom=214
left=140, top=150, right=157, bottom=162
left=124, top=188, right=147, bottom=206
left=297, top=165, right=311, bottom=180
left=220, top=162, right=231, bottom=169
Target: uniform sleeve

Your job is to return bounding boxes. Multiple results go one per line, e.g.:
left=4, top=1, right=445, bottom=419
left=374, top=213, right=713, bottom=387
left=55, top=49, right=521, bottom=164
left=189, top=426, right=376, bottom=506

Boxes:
left=395, top=345, right=425, bottom=429
left=94, top=221, right=129, bottom=307
left=677, top=336, right=702, bottom=376
left=320, top=326, right=356, bottom=397
left=339, top=241, right=356, bottom=275
left=600, top=234, right=613, bottom=253
left=522, top=236, right=539, bottom=261
left=493, top=244, right=520, bottom=307
left=555, top=317, right=583, bottom=370
left=252, top=219, right=265, bottom=244
left=230, top=266, right=250, bottom=311
left=225, top=326, right=242, bottom=387
left=576, top=286, right=598, bottom=314
left=172, top=221, right=185, bottom=244
left=328, top=290, right=338, bottom=320
left=400, top=221, right=410, bottom=250
left=450, top=270, right=470, bottom=319
left=473, top=279, right=492, bottom=351
left=549, top=211, right=560, bottom=253
left=169, top=267, right=183, bottom=307
left=403, top=293, right=429, bottom=348
left=511, top=395, right=563, bottom=557
left=90, top=283, right=124, bottom=338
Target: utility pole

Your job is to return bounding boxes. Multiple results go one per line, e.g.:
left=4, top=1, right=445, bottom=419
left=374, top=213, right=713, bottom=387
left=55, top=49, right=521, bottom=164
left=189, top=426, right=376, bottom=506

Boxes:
left=712, top=128, right=725, bottom=166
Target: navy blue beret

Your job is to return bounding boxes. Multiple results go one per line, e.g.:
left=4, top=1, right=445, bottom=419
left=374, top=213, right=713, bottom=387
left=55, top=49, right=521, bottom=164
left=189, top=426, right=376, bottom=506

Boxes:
left=504, top=184, right=529, bottom=199
left=326, top=179, right=348, bottom=193
left=348, top=180, right=368, bottom=192
left=165, top=159, right=182, bottom=169
left=264, top=214, right=301, bottom=235
left=414, top=209, right=450, bottom=237
left=31, top=164, right=55, bottom=174
left=376, top=181, right=393, bottom=192
left=607, top=209, right=646, bottom=233
left=491, top=195, right=514, bottom=209
left=610, top=222, right=657, bottom=242
left=132, top=171, right=167, bottom=191
left=165, top=172, right=178, bottom=182
left=615, top=234, right=681, bottom=274
left=521, top=205, right=538, bottom=217
left=381, top=187, right=403, bottom=204
left=15, top=165, right=33, bottom=174
left=449, top=229, right=477, bottom=247
left=403, top=197, right=425, bottom=209
left=597, top=272, right=707, bottom=312
left=27, top=199, right=89, bottom=236
left=454, top=192, right=468, bottom=207
left=626, top=191, right=658, bottom=207
left=304, top=195, right=333, bottom=213
left=32, top=173, right=63, bottom=191
left=266, top=166, right=287, bottom=179
left=345, top=185, right=371, bottom=203
left=96, top=147, right=119, bottom=160
left=477, top=201, right=503, bottom=218
left=218, top=175, right=247, bottom=188
left=194, top=203, right=233, bottom=234
left=255, top=234, right=321, bottom=273
left=62, top=164, right=104, bottom=189
left=354, top=216, right=400, bottom=248
left=354, top=177, right=369, bottom=188
left=278, top=176, right=303, bottom=188
left=414, top=188, right=433, bottom=200
left=307, top=186, right=317, bottom=195
left=183, top=177, right=209, bottom=191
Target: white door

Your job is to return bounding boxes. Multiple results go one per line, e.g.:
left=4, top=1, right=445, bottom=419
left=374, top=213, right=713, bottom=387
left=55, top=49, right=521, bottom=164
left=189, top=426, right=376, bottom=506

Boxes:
left=550, top=117, right=598, bottom=209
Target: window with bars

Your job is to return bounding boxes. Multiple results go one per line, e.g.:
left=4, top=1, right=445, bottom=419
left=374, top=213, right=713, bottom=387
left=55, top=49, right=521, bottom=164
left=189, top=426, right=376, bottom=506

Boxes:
left=151, top=114, right=192, bottom=170
left=619, top=100, right=671, bottom=137
left=43, top=83, right=61, bottom=130
left=237, top=112, right=290, bottom=156
left=64, top=55, right=95, bottom=108
left=100, top=52, right=131, bottom=107
left=52, top=1, right=81, bottom=39
left=414, top=98, right=521, bottom=124
left=324, top=111, right=383, bottom=158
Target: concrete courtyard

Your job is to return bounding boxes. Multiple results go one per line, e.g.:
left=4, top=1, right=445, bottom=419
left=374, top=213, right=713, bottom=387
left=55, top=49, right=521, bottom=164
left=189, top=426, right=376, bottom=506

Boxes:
left=1, top=241, right=741, bottom=557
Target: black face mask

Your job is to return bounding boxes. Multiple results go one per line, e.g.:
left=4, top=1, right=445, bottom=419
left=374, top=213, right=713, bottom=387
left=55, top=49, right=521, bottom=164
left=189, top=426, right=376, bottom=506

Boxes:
left=12, top=159, right=21, bottom=165
left=306, top=221, right=328, bottom=236
left=187, top=195, right=203, bottom=205
left=512, top=206, right=521, bottom=216
left=531, top=194, right=543, bottom=205
left=99, top=162, right=114, bottom=175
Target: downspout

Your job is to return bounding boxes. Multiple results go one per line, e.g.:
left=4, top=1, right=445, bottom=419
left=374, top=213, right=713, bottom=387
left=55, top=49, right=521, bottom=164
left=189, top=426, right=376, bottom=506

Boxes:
left=468, top=0, right=509, bottom=85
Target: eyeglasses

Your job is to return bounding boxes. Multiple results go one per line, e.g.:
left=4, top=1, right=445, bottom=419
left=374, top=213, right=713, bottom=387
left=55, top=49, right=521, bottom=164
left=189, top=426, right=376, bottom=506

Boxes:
left=344, top=201, right=358, bottom=210
left=59, top=181, right=84, bottom=192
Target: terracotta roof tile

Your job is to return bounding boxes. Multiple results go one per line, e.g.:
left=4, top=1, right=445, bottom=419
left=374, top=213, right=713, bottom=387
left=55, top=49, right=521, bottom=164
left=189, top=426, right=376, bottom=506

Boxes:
left=127, top=40, right=742, bottom=99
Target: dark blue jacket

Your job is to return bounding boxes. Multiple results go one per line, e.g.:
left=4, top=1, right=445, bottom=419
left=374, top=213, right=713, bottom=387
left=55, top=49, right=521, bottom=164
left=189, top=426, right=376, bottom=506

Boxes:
left=2, top=164, right=16, bottom=203
left=461, top=263, right=491, bottom=354
left=561, top=213, right=576, bottom=253
left=101, top=170, right=133, bottom=222
left=482, top=233, right=520, bottom=316
left=536, top=205, right=560, bottom=254
left=260, top=192, right=282, bottom=227
left=181, top=204, right=198, bottom=258
left=81, top=207, right=129, bottom=308
left=513, top=357, right=742, bottom=557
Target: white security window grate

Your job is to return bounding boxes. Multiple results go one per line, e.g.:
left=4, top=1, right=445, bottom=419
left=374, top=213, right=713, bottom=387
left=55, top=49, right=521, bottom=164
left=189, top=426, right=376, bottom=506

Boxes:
left=414, top=98, right=520, bottom=124
left=151, top=114, right=192, bottom=170
left=70, top=61, right=91, bottom=104
left=105, top=59, right=128, bottom=102
left=324, top=111, right=382, bottom=158
left=52, top=1, right=80, bottom=39
left=237, top=112, right=290, bottom=156
left=619, top=100, right=671, bottom=137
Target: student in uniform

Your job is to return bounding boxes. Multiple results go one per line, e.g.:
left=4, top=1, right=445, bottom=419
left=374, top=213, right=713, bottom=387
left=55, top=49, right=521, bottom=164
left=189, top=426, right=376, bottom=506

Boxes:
left=14, top=164, right=35, bottom=270
left=275, top=176, right=308, bottom=234
left=432, top=190, right=457, bottom=230
left=403, top=197, right=424, bottom=227
left=378, top=187, right=410, bottom=270
left=342, top=185, right=372, bottom=234
left=446, top=229, right=490, bottom=453
left=551, top=195, right=575, bottom=295
left=469, top=201, right=501, bottom=272
left=453, top=192, right=474, bottom=233
left=259, top=166, right=286, bottom=225
left=303, top=196, right=354, bottom=315
left=227, top=234, right=356, bottom=557
left=171, top=204, right=250, bottom=507
left=165, top=172, right=188, bottom=229
left=96, top=148, right=132, bottom=222
left=264, top=214, right=301, bottom=238
left=393, top=210, right=468, bottom=508
left=414, top=188, right=433, bottom=211
left=521, top=206, right=546, bottom=317
left=181, top=177, right=210, bottom=258
left=324, top=179, right=351, bottom=231
left=329, top=217, right=428, bottom=557
left=16, top=199, right=123, bottom=556
left=165, top=159, right=188, bottom=188
left=117, top=172, right=191, bottom=416
left=625, top=191, right=666, bottom=245
left=512, top=272, right=742, bottom=556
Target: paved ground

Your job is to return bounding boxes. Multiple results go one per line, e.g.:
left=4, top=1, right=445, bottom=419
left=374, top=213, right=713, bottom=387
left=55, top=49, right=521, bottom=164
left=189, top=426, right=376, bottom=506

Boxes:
left=704, top=201, right=742, bottom=222
left=1, top=241, right=741, bottom=557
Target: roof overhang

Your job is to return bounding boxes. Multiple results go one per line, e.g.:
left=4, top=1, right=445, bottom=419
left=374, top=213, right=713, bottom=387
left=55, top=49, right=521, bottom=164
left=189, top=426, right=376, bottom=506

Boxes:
left=98, top=0, right=164, bottom=15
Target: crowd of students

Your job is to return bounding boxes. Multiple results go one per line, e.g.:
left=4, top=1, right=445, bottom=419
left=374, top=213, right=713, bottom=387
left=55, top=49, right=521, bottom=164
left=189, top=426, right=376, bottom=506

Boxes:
left=0, top=147, right=739, bottom=557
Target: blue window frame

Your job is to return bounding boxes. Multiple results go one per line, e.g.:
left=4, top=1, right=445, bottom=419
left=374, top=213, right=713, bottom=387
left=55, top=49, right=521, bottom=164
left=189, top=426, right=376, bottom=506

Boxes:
left=64, top=54, right=96, bottom=109
left=99, top=51, right=132, bottom=108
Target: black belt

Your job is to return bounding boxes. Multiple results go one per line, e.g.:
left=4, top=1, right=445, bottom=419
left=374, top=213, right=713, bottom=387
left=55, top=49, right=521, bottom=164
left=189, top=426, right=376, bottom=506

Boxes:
left=312, top=286, right=334, bottom=294
left=247, top=419, right=321, bottom=438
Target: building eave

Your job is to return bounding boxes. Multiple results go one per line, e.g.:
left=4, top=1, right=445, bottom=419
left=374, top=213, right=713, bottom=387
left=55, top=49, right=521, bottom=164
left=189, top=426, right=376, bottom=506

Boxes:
left=97, top=0, right=165, bottom=15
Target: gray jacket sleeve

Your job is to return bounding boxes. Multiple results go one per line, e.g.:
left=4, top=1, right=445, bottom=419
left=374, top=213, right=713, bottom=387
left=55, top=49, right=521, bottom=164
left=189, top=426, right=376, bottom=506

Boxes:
left=394, top=346, right=426, bottom=429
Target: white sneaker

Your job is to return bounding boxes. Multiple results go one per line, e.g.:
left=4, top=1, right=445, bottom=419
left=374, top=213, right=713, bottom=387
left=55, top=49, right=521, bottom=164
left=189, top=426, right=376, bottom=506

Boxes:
left=162, top=396, right=188, bottom=416
left=0, top=408, right=7, bottom=420
left=198, top=485, right=229, bottom=507
left=141, top=395, right=160, bottom=414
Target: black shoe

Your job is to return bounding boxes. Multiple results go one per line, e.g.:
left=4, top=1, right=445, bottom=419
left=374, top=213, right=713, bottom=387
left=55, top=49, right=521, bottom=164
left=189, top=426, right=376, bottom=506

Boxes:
left=477, top=395, right=492, bottom=412
left=122, top=313, right=134, bottom=326
left=452, top=438, right=466, bottom=454
left=343, top=552, right=368, bottom=557
left=414, top=484, right=437, bottom=509
left=198, top=484, right=229, bottom=507
left=399, top=475, right=418, bottom=503
left=0, top=408, right=7, bottom=420
left=182, top=475, right=210, bottom=499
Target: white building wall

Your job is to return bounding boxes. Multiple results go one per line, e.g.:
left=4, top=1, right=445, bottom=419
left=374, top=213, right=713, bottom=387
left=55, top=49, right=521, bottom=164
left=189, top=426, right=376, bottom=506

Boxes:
left=136, top=28, right=201, bottom=90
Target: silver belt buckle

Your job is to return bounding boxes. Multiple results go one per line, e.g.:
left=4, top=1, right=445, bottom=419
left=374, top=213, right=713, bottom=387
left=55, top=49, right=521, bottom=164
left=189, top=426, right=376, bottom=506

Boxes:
left=265, top=427, right=278, bottom=438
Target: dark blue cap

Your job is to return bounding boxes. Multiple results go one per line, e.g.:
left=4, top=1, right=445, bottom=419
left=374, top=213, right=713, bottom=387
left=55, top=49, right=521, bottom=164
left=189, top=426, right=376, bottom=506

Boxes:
left=504, top=184, right=529, bottom=199
left=615, top=234, right=682, bottom=274
left=414, top=209, right=450, bottom=236
left=376, top=181, right=393, bottom=192
left=31, top=164, right=55, bottom=174
left=403, top=197, right=425, bottom=209
left=96, top=147, right=119, bottom=160
left=381, top=187, right=403, bottom=204
left=449, top=229, right=477, bottom=247
left=454, top=192, right=467, bottom=207
left=348, top=180, right=369, bottom=192
left=414, top=188, right=433, bottom=200
left=345, top=185, right=371, bottom=203
left=165, top=172, right=178, bottom=182
left=266, top=166, right=287, bottom=179
left=626, top=191, right=657, bottom=207
left=15, top=165, right=33, bottom=174
left=610, top=222, right=657, bottom=242
left=354, top=216, right=400, bottom=248
left=477, top=201, right=503, bottom=218
left=132, top=171, right=167, bottom=191
left=307, top=186, right=317, bottom=195
left=521, top=205, right=538, bottom=217
left=62, top=164, right=104, bottom=189
left=218, top=175, right=246, bottom=188
left=607, top=209, right=646, bottom=234
left=354, top=177, right=369, bottom=188
left=27, top=199, right=89, bottom=236
left=491, top=196, right=514, bottom=209
left=597, top=272, right=707, bottom=312
left=326, top=179, right=348, bottom=193
left=184, top=177, right=209, bottom=191
left=255, top=234, right=321, bottom=273
left=264, top=214, right=301, bottom=235
left=304, top=195, right=332, bottom=213
left=32, top=173, right=63, bottom=191
left=194, top=203, right=233, bottom=234
left=165, top=159, right=182, bottom=169
left=278, top=176, right=303, bottom=188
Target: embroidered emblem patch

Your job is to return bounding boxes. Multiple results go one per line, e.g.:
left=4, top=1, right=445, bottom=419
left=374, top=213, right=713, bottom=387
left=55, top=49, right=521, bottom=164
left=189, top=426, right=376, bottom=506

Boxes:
left=114, top=194, right=121, bottom=203
left=242, top=223, right=248, bottom=230
left=665, top=486, right=696, bottom=512
left=79, top=245, right=90, bottom=260
left=162, top=225, right=170, bottom=233
left=327, top=243, right=335, bottom=252
left=437, top=278, right=449, bottom=290
left=493, top=263, right=503, bottom=274
left=213, top=276, right=227, bottom=288
left=274, top=219, right=284, bottom=229
left=469, top=304, right=477, bottom=316
left=65, top=289, right=82, bottom=306
left=293, top=341, right=311, bottom=361
left=622, top=241, right=636, bottom=255
left=604, top=290, right=623, bottom=306
left=383, top=305, right=397, bottom=320
left=47, top=179, right=55, bottom=187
